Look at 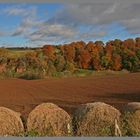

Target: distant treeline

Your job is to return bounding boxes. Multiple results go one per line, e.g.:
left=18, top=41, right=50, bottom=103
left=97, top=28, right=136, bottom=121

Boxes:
left=0, top=37, right=140, bottom=79
left=42, top=37, right=140, bottom=72
left=5, top=47, right=38, bottom=51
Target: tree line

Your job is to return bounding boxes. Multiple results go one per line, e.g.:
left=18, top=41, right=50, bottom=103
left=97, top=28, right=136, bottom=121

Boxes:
left=42, top=37, right=140, bottom=72
left=0, top=37, right=140, bottom=78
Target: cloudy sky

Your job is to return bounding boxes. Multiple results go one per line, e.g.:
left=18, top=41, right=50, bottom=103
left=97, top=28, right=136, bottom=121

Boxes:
left=0, top=2, right=140, bottom=47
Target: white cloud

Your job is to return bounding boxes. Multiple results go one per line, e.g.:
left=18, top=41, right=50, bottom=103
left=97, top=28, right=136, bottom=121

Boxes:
left=2, top=2, right=140, bottom=46
left=5, top=6, right=45, bottom=37
left=0, top=4, right=106, bottom=47
left=48, top=2, right=140, bottom=34
left=12, top=17, right=43, bottom=37
left=80, top=31, right=106, bottom=39
left=4, top=5, right=78, bottom=45
left=26, top=23, right=78, bottom=44
left=4, top=5, right=36, bottom=17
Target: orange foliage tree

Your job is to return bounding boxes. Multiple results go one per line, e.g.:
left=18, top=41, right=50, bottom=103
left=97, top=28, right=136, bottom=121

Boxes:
left=42, top=45, right=56, bottom=61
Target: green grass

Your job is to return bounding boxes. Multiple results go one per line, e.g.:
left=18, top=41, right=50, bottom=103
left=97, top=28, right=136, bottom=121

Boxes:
left=0, top=69, right=130, bottom=80
left=73, top=69, right=93, bottom=77
left=7, top=50, right=34, bottom=58
left=91, top=70, right=129, bottom=76
left=24, top=130, right=39, bottom=137
left=72, top=69, right=129, bottom=78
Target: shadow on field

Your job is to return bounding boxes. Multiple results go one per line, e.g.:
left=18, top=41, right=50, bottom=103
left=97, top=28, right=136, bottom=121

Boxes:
left=108, top=92, right=140, bottom=101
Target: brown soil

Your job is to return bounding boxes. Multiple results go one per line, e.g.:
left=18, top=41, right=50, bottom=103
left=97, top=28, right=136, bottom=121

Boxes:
left=0, top=72, right=140, bottom=119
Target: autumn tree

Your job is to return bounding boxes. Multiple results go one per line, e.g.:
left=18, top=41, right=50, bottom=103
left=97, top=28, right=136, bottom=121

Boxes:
left=95, top=41, right=104, bottom=48
left=42, top=45, right=56, bottom=61
left=112, top=39, right=122, bottom=48
left=54, top=55, right=66, bottom=72
left=121, top=47, right=139, bottom=71
left=102, top=42, right=114, bottom=69
left=86, top=41, right=96, bottom=52
left=64, top=44, right=75, bottom=63
left=122, top=38, right=135, bottom=50
left=86, top=42, right=102, bottom=70
left=70, top=41, right=86, bottom=69
left=112, top=54, right=122, bottom=71
left=79, top=48, right=91, bottom=69
left=135, top=37, right=140, bottom=48
left=74, top=41, right=86, bottom=50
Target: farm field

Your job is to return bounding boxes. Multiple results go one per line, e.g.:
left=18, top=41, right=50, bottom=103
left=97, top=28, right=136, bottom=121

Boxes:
left=1, top=1, right=140, bottom=136
left=0, top=72, right=140, bottom=119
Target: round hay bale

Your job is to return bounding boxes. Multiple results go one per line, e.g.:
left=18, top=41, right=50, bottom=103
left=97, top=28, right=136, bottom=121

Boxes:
left=121, top=103, right=140, bottom=136
left=73, top=102, right=121, bottom=136
left=0, top=107, right=24, bottom=136
left=126, top=102, right=140, bottom=112
left=27, top=103, right=72, bottom=136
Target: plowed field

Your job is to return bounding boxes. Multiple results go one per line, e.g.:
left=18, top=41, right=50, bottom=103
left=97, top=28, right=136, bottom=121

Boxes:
left=0, top=72, right=140, bottom=118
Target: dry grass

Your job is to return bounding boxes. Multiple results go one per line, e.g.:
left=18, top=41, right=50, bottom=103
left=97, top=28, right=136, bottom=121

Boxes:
left=0, top=107, right=24, bottom=136
left=73, top=102, right=121, bottom=136
left=27, top=103, right=72, bottom=136
left=0, top=102, right=140, bottom=136
left=120, top=102, right=140, bottom=136
left=121, top=111, right=140, bottom=136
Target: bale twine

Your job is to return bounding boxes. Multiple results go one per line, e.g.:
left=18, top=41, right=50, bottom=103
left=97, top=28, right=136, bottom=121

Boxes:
left=73, top=102, right=121, bottom=136
left=27, top=103, right=72, bottom=136
left=0, top=107, right=24, bottom=136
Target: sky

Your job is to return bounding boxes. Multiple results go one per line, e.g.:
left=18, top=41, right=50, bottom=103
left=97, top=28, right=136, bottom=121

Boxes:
left=0, top=2, right=140, bottom=47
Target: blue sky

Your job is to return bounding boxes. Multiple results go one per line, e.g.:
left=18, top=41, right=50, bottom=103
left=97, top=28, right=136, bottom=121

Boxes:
left=0, top=3, right=140, bottom=47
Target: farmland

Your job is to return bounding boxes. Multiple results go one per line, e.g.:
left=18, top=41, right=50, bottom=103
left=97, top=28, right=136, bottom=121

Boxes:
left=0, top=72, right=139, bottom=119
left=0, top=37, right=140, bottom=136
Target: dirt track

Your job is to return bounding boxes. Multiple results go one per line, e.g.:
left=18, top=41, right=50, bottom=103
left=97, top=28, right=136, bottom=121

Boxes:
left=0, top=73, right=140, bottom=118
